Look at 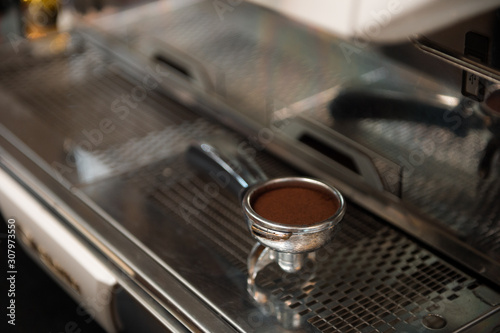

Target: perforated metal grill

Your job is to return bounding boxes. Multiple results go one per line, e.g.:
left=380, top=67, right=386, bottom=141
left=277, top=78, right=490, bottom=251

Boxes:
left=129, top=151, right=296, bottom=271
left=0, top=37, right=183, bottom=150
left=126, top=149, right=483, bottom=332
left=100, top=0, right=370, bottom=124
left=252, top=206, right=480, bottom=333
left=0, top=36, right=215, bottom=183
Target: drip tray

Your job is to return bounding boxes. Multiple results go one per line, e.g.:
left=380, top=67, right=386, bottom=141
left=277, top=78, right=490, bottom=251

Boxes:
left=81, top=144, right=500, bottom=333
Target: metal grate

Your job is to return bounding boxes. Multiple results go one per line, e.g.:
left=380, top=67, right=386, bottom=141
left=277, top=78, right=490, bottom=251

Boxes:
left=0, top=35, right=211, bottom=183
left=126, top=148, right=481, bottom=332
left=0, top=36, right=187, bottom=151
left=98, top=0, right=369, bottom=125
left=256, top=207, right=476, bottom=332
left=128, top=150, right=297, bottom=272
left=70, top=118, right=221, bottom=183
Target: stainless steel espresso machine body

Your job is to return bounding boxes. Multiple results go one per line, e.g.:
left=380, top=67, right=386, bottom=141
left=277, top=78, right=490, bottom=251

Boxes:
left=1, top=1, right=500, bottom=332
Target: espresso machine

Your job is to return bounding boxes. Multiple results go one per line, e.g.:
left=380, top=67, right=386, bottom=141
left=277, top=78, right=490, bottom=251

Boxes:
left=1, top=0, right=500, bottom=332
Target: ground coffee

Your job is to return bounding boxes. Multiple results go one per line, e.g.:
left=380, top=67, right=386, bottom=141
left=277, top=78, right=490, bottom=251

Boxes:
left=252, top=186, right=339, bottom=225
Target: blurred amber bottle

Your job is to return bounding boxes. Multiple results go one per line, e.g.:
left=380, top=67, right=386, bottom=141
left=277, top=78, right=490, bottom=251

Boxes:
left=21, top=0, right=59, bottom=38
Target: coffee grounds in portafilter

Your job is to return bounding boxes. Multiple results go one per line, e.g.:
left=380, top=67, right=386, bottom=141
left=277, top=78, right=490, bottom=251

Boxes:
left=252, top=187, right=339, bottom=225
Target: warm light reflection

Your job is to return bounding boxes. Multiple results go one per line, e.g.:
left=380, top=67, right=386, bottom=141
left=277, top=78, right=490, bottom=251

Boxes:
left=22, top=0, right=59, bottom=39
left=49, top=32, right=70, bottom=52
left=22, top=0, right=58, bottom=8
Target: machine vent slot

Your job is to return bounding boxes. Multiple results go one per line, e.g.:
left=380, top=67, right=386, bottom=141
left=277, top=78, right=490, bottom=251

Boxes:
left=154, top=54, right=192, bottom=79
left=298, top=133, right=360, bottom=175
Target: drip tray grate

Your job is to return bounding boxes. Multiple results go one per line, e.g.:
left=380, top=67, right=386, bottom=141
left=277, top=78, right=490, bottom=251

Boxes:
left=124, top=150, right=492, bottom=332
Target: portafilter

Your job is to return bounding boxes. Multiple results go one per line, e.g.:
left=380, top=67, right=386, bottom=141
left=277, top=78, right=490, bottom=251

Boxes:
left=186, top=138, right=345, bottom=273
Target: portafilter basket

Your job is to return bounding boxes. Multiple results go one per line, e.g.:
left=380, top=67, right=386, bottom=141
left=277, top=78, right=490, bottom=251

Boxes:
left=186, top=138, right=345, bottom=273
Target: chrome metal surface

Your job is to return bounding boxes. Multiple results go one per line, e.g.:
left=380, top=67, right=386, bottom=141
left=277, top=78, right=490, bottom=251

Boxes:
left=84, top=0, right=500, bottom=286
left=1, top=1, right=500, bottom=332
left=187, top=139, right=268, bottom=199
left=0, top=149, right=211, bottom=333
left=1, top=29, right=500, bottom=332
left=84, top=141, right=500, bottom=332
left=415, top=7, right=500, bottom=84
left=0, top=34, right=236, bottom=333
left=188, top=140, right=345, bottom=272
left=324, top=87, right=500, bottom=263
